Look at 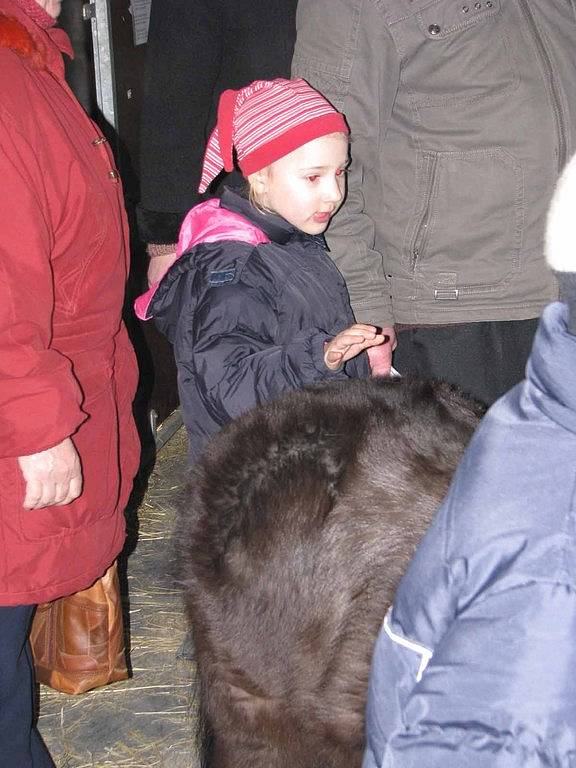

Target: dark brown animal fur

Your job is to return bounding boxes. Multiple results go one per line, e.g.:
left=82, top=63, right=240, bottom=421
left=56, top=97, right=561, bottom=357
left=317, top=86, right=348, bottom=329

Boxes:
left=178, top=378, right=482, bottom=768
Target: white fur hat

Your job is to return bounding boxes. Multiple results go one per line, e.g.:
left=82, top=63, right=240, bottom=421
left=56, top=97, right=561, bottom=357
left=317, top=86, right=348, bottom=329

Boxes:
left=545, top=153, right=576, bottom=333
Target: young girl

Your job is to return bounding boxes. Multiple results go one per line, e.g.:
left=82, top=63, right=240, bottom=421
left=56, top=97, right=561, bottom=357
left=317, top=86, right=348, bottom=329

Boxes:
left=135, top=78, right=384, bottom=463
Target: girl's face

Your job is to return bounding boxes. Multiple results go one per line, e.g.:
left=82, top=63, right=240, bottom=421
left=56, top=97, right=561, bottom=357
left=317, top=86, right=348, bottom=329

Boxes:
left=35, top=0, right=62, bottom=19
left=251, top=133, right=349, bottom=235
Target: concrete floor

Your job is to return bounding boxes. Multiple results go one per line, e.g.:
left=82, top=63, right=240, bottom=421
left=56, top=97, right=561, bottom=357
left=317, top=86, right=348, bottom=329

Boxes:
left=37, top=429, right=200, bottom=768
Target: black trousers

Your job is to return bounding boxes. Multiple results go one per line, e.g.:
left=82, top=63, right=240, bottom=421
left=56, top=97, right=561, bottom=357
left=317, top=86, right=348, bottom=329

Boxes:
left=393, top=318, right=540, bottom=407
left=0, top=605, right=55, bottom=768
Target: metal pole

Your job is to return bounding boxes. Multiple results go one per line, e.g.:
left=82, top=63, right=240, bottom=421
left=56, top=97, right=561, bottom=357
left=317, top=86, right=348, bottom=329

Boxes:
left=83, top=0, right=117, bottom=129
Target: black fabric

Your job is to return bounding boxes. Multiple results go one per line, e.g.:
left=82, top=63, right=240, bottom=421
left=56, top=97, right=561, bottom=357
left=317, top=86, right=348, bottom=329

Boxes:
left=135, top=207, right=186, bottom=246
left=150, top=189, right=370, bottom=463
left=137, top=0, right=298, bottom=244
left=0, top=605, right=55, bottom=767
left=393, top=319, right=540, bottom=407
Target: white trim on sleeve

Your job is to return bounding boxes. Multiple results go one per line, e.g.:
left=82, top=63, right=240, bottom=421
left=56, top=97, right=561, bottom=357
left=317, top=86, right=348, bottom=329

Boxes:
left=383, top=608, right=433, bottom=682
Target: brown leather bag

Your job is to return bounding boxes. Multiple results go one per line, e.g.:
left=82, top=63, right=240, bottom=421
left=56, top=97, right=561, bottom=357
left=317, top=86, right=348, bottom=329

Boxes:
left=30, top=561, right=129, bottom=694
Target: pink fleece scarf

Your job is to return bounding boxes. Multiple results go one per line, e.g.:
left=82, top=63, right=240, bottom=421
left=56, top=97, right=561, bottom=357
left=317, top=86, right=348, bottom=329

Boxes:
left=13, top=0, right=55, bottom=28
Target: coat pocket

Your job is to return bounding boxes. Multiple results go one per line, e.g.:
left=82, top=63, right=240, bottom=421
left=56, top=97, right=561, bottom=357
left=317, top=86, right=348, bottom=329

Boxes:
left=16, top=385, right=120, bottom=542
left=416, top=0, right=501, bottom=38
left=55, top=189, right=110, bottom=316
left=404, top=148, right=524, bottom=296
left=391, top=0, right=518, bottom=109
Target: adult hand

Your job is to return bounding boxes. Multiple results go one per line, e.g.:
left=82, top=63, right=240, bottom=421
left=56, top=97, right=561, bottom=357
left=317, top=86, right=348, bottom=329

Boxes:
left=17, top=437, right=83, bottom=510
left=324, top=324, right=385, bottom=371
left=367, top=326, right=397, bottom=377
left=146, top=244, right=177, bottom=287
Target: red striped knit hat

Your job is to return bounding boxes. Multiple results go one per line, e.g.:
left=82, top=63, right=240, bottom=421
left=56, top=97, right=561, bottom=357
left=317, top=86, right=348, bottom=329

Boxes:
left=198, top=78, right=349, bottom=193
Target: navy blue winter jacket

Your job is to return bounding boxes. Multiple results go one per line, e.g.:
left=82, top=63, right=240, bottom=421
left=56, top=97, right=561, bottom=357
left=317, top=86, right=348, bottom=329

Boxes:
left=147, top=188, right=370, bottom=462
left=363, top=301, right=576, bottom=767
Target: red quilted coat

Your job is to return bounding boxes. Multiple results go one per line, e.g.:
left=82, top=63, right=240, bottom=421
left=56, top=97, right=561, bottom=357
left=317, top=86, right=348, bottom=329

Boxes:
left=0, top=0, right=140, bottom=605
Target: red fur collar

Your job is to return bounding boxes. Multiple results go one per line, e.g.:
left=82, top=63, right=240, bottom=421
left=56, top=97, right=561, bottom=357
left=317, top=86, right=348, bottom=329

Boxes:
left=0, top=13, right=46, bottom=68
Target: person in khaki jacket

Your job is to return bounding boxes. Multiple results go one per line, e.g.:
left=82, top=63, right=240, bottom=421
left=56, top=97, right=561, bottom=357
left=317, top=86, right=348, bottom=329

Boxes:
left=293, top=0, right=576, bottom=405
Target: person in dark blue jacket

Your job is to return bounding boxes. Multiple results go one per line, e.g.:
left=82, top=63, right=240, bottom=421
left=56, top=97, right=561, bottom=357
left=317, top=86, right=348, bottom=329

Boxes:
left=362, top=152, right=576, bottom=767
left=136, top=78, right=384, bottom=463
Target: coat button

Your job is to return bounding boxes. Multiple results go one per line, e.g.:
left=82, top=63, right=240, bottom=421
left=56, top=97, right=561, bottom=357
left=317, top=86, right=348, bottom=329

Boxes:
left=428, top=24, right=441, bottom=35
left=108, top=169, right=119, bottom=180
left=92, top=136, right=107, bottom=145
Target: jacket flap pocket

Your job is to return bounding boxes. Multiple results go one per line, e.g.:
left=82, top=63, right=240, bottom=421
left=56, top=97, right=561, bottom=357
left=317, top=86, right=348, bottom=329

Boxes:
left=417, top=0, right=501, bottom=38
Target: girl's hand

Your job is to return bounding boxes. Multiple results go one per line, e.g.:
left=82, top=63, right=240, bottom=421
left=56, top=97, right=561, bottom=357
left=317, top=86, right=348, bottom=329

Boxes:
left=324, top=324, right=385, bottom=371
left=17, top=437, right=83, bottom=510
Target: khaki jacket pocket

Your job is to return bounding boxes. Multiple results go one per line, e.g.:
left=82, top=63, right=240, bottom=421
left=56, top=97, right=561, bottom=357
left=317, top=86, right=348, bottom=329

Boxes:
left=404, top=148, right=524, bottom=296
left=389, top=0, right=518, bottom=109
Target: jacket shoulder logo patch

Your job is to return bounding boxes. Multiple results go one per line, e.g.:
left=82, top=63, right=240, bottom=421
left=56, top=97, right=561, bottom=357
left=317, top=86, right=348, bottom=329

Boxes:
left=208, top=266, right=236, bottom=286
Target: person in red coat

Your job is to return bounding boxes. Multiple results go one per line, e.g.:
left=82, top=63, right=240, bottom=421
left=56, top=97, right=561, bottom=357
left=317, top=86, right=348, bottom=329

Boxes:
left=0, top=0, right=140, bottom=763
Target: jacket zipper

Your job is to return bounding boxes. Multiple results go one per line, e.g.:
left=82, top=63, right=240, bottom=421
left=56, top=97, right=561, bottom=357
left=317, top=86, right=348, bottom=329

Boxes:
left=411, top=154, right=438, bottom=272
left=518, top=0, right=567, bottom=172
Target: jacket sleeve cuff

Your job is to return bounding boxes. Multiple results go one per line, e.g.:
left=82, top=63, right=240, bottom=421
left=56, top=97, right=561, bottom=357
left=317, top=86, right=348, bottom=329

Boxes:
left=352, top=298, right=395, bottom=328
left=301, top=332, right=352, bottom=383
